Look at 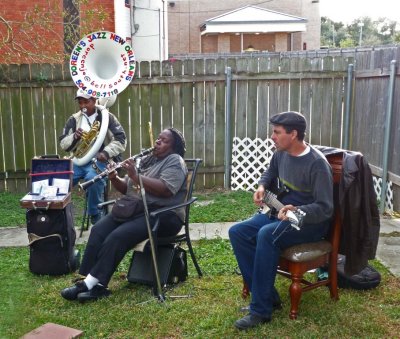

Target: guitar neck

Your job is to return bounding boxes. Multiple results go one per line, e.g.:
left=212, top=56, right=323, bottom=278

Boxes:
left=264, top=191, right=285, bottom=211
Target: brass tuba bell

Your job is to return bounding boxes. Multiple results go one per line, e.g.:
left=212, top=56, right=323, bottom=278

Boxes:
left=69, top=31, right=135, bottom=166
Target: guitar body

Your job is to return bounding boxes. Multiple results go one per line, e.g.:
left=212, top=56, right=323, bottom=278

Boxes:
left=259, top=188, right=305, bottom=230
left=259, top=186, right=288, bottom=216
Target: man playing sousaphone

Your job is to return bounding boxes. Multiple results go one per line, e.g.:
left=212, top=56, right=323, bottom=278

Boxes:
left=59, top=89, right=126, bottom=224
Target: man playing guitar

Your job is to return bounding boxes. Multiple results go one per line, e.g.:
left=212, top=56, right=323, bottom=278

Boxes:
left=229, top=111, right=334, bottom=330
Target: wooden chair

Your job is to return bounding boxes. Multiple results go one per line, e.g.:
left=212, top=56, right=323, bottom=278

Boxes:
left=241, top=153, right=343, bottom=319
left=277, top=153, right=343, bottom=319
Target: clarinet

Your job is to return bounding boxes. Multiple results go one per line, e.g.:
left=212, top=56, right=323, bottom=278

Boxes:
left=78, top=147, right=154, bottom=190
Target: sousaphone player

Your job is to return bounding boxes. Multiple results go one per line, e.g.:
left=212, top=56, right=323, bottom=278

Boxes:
left=59, top=89, right=126, bottom=224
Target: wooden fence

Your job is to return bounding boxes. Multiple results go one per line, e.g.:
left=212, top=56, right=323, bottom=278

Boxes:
left=0, top=46, right=399, bottom=209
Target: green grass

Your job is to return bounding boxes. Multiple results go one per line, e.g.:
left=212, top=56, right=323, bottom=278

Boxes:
left=0, top=190, right=399, bottom=337
left=0, top=192, right=27, bottom=227
left=0, top=189, right=255, bottom=228
left=0, top=241, right=399, bottom=338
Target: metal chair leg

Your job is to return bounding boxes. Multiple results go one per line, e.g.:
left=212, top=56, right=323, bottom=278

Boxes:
left=79, top=192, right=89, bottom=238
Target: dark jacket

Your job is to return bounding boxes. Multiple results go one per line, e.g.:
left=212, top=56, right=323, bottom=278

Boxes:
left=316, top=147, right=381, bottom=275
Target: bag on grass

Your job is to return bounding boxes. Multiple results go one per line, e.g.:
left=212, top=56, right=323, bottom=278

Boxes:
left=27, top=204, right=79, bottom=275
left=337, top=254, right=381, bottom=290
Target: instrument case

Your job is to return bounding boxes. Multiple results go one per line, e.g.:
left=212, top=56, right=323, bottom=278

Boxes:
left=20, top=157, right=73, bottom=210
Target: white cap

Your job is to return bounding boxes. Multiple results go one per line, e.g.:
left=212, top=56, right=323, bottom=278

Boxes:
left=75, top=89, right=92, bottom=100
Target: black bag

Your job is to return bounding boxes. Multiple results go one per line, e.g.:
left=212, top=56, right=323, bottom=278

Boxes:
left=111, top=195, right=144, bottom=222
left=127, top=244, right=188, bottom=286
left=27, top=204, right=79, bottom=275
left=337, top=254, right=381, bottom=290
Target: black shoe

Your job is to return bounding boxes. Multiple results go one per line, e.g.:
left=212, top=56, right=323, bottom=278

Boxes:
left=61, top=281, right=88, bottom=301
left=77, top=284, right=111, bottom=303
left=239, top=301, right=282, bottom=313
left=234, top=314, right=270, bottom=330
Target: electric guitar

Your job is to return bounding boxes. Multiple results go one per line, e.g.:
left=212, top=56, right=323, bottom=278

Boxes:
left=259, top=190, right=306, bottom=230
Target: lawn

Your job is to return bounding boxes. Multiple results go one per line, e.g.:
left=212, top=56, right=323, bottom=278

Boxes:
left=0, top=190, right=399, bottom=338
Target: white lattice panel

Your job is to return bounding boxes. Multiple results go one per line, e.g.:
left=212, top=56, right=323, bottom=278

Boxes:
left=373, top=176, right=393, bottom=212
left=231, top=137, right=393, bottom=212
left=231, top=137, right=275, bottom=191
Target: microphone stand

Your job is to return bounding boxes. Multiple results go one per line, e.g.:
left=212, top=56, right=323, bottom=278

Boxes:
left=136, top=158, right=165, bottom=302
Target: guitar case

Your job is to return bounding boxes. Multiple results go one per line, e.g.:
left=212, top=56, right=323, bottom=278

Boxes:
left=337, top=254, right=381, bottom=290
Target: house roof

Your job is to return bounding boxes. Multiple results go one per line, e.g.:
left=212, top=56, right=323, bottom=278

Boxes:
left=200, top=5, right=307, bottom=35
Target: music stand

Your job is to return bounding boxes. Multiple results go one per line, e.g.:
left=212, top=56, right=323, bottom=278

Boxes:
left=136, top=158, right=165, bottom=302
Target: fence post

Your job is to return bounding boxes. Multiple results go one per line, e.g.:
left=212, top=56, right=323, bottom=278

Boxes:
left=224, top=66, right=232, bottom=189
left=343, top=63, right=354, bottom=149
left=380, top=60, right=396, bottom=214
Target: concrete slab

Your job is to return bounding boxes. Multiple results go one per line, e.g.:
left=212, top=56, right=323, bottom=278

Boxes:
left=379, top=217, right=400, bottom=234
left=376, top=236, right=400, bottom=277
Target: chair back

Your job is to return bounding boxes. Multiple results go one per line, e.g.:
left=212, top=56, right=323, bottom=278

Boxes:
left=324, top=153, right=343, bottom=254
left=183, top=159, right=202, bottom=220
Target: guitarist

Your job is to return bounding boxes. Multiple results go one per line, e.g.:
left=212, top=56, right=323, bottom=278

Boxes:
left=229, top=111, right=334, bottom=330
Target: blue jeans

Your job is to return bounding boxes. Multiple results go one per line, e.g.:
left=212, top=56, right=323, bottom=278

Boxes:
left=229, top=213, right=329, bottom=318
left=73, top=162, right=107, bottom=216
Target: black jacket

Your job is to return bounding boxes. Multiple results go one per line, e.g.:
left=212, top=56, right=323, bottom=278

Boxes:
left=317, top=147, right=381, bottom=275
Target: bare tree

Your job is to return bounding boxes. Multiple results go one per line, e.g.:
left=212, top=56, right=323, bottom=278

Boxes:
left=0, top=0, right=109, bottom=64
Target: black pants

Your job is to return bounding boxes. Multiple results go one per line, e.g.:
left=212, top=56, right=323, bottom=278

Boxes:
left=79, top=211, right=182, bottom=286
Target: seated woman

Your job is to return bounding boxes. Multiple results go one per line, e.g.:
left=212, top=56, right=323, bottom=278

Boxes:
left=61, top=128, right=188, bottom=302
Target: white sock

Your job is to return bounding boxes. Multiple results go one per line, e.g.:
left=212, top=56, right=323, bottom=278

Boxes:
left=84, top=274, right=99, bottom=290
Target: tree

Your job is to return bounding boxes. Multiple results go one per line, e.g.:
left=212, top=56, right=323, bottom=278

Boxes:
left=321, top=15, right=400, bottom=48
left=0, top=0, right=109, bottom=64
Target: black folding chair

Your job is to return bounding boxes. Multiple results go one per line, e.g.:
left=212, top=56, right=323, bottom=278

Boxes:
left=149, top=158, right=203, bottom=278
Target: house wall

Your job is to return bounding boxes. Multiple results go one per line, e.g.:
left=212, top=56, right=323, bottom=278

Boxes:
left=275, top=33, right=289, bottom=52
left=201, top=32, right=290, bottom=54
left=131, top=0, right=169, bottom=61
left=201, top=35, right=218, bottom=53
left=168, top=0, right=320, bottom=55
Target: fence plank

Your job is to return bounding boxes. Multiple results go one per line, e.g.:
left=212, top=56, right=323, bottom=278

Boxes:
left=235, top=80, right=248, bottom=138
left=247, top=80, right=258, bottom=138
left=139, top=84, right=152, bottom=151
left=320, top=78, right=334, bottom=146
left=171, top=83, right=184, bottom=133
left=182, top=82, right=194, bottom=158
left=204, top=81, right=215, bottom=187
left=289, top=79, right=301, bottom=112
left=0, top=90, right=12, bottom=171
left=10, top=88, right=26, bottom=169
left=300, top=79, right=312, bottom=142
left=194, top=81, right=205, bottom=185
left=310, top=79, right=323, bottom=145
left=257, top=80, right=269, bottom=139
left=215, top=80, right=225, bottom=186
left=331, top=78, right=345, bottom=147
left=43, top=87, right=57, bottom=156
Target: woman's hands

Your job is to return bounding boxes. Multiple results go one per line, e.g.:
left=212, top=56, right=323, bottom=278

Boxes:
left=107, top=162, right=118, bottom=180
left=121, top=159, right=138, bottom=184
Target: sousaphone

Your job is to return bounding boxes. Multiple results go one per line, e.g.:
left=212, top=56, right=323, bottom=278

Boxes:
left=69, top=31, right=135, bottom=166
